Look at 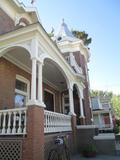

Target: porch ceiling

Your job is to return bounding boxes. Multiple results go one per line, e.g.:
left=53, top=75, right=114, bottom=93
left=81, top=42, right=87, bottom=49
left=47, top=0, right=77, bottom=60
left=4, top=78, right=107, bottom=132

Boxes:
left=2, top=48, right=67, bottom=91
left=3, top=47, right=31, bottom=72
left=43, top=59, right=67, bottom=91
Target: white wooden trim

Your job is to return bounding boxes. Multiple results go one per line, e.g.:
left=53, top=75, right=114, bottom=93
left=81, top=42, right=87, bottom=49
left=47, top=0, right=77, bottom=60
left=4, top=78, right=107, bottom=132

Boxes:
left=77, top=125, right=96, bottom=129
left=62, top=94, right=69, bottom=114
left=0, top=108, right=27, bottom=135
left=44, top=110, right=72, bottom=133
left=3, top=54, right=31, bottom=74
left=94, top=133, right=115, bottom=140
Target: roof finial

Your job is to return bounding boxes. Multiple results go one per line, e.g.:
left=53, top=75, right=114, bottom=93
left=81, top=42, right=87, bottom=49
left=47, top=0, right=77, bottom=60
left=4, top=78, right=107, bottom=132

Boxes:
left=31, top=0, right=35, bottom=4
left=62, top=18, right=64, bottom=24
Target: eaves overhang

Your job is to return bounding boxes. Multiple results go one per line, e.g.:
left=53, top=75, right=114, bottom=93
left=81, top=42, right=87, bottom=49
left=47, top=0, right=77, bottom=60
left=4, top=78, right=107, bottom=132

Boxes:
left=12, top=0, right=40, bottom=22
left=57, top=40, right=90, bottom=63
left=92, top=109, right=110, bottom=114
left=0, top=22, right=83, bottom=82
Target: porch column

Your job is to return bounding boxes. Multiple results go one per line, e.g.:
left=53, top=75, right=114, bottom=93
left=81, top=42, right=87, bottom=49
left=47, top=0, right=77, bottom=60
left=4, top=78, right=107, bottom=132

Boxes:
left=98, top=114, right=102, bottom=128
left=79, top=97, right=84, bottom=118
left=38, top=61, right=45, bottom=106
left=79, top=97, right=85, bottom=124
left=68, top=87, right=75, bottom=115
left=109, top=111, right=113, bottom=128
left=31, top=58, right=37, bottom=101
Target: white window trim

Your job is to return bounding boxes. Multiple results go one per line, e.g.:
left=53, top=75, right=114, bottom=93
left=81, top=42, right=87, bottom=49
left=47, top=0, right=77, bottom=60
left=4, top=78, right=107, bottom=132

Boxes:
left=62, top=94, right=69, bottom=114
left=44, top=89, right=55, bottom=112
left=15, top=75, right=30, bottom=104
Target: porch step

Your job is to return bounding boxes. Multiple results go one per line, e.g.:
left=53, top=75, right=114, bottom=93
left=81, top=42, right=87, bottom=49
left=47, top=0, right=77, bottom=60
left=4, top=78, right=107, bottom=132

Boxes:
left=115, top=140, right=120, bottom=155
left=94, top=133, right=115, bottom=140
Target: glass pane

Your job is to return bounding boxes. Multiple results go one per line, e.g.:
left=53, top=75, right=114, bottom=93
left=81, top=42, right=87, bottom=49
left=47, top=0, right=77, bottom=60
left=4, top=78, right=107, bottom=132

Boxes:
left=15, top=93, right=26, bottom=108
left=16, top=79, right=27, bottom=92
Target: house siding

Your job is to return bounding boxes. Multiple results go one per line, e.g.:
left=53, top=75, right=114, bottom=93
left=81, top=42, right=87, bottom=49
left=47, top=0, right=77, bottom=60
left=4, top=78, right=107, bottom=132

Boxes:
left=0, top=8, right=15, bottom=35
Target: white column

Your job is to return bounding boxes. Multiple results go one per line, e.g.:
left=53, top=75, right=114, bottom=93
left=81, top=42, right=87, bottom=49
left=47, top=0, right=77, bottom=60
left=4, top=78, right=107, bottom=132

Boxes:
left=38, top=61, right=43, bottom=103
left=79, top=97, right=85, bottom=118
left=68, top=87, right=75, bottom=115
left=98, top=114, right=102, bottom=128
left=109, top=111, right=113, bottom=128
left=31, top=58, right=37, bottom=101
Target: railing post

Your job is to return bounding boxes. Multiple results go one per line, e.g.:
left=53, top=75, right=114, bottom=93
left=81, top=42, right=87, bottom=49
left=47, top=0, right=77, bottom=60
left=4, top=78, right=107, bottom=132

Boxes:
left=71, top=114, right=77, bottom=153
left=23, top=105, right=44, bottom=160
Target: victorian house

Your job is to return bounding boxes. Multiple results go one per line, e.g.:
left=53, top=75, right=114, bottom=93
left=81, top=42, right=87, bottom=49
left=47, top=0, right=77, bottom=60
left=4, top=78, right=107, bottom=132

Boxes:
left=0, top=0, right=93, bottom=159
left=91, top=96, right=113, bottom=132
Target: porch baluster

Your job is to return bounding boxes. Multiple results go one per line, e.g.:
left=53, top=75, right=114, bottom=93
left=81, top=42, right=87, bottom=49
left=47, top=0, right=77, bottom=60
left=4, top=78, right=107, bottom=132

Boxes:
left=44, top=110, right=72, bottom=133
left=23, top=110, right=27, bottom=134
left=7, top=112, right=12, bottom=134
left=0, top=113, right=2, bottom=133
left=45, top=113, right=47, bottom=132
left=18, top=111, right=22, bottom=133
left=12, top=111, right=17, bottom=134
left=2, top=112, right=7, bottom=134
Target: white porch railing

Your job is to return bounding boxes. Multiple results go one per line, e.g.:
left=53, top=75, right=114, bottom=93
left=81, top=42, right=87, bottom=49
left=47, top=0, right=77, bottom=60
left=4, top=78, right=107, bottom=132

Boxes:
left=44, top=110, right=72, bottom=133
left=0, top=108, right=27, bottom=135
left=96, top=123, right=113, bottom=129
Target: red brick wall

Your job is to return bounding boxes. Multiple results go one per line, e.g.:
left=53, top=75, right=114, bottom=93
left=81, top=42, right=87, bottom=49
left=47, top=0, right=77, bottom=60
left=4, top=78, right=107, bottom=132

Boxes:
left=0, top=9, right=15, bottom=35
left=44, top=131, right=74, bottom=160
left=23, top=106, right=44, bottom=160
left=0, top=58, right=62, bottom=112
left=0, top=58, right=31, bottom=110
left=73, top=51, right=92, bottom=124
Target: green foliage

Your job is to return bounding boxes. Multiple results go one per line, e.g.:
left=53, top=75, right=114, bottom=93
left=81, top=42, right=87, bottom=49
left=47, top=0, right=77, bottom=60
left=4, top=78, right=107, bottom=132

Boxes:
left=72, top=30, right=92, bottom=46
left=113, top=125, right=120, bottom=134
left=90, top=90, right=113, bottom=100
left=111, top=95, right=120, bottom=118
left=48, top=27, right=54, bottom=37
left=82, top=144, right=97, bottom=153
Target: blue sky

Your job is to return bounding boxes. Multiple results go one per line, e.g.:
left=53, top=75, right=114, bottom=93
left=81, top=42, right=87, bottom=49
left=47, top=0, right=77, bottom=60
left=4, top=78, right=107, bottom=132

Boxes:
left=23, top=0, right=120, bottom=94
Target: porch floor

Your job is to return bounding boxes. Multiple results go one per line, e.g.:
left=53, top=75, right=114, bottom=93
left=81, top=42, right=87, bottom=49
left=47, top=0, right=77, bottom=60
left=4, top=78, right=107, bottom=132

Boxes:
left=71, top=154, right=120, bottom=160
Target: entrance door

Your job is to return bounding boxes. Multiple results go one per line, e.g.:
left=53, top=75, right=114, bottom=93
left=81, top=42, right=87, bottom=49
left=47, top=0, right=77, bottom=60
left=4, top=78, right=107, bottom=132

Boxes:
left=44, top=90, right=54, bottom=111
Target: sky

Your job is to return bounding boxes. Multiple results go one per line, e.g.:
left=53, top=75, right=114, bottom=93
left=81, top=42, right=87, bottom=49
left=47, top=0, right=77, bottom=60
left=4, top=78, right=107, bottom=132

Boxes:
left=22, top=0, right=120, bottom=94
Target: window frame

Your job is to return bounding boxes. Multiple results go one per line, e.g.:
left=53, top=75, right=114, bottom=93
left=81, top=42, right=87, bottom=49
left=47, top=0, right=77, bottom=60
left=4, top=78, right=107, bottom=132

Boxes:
left=15, top=75, right=30, bottom=107
left=44, top=89, right=55, bottom=112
